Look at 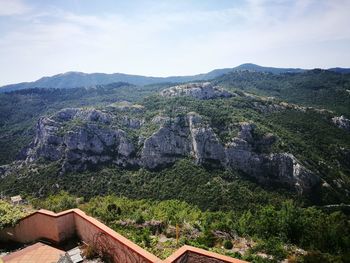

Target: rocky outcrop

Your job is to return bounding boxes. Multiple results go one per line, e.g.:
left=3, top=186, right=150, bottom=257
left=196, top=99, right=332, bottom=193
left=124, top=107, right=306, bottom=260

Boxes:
left=121, top=116, right=144, bottom=129
left=23, top=107, right=319, bottom=193
left=141, top=117, right=192, bottom=169
left=25, top=108, right=136, bottom=172
left=332, top=115, right=350, bottom=132
left=0, top=164, right=13, bottom=179
left=141, top=114, right=318, bottom=193
left=225, top=123, right=319, bottom=193
left=52, top=108, right=112, bottom=124
left=266, top=153, right=320, bottom=192
left=160, top=82, right=233, bottom=99
left=107, top=101, right=145, bottom=113
left=140, top=113, right=226, bottom=169
left=188, top=114, right=226, bottom=166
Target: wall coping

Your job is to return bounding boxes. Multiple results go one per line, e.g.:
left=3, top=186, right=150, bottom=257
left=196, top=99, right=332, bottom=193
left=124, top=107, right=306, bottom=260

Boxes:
left=32, top=209, right=161, bottom=262
left=163, top=245, right=246, bottom=263
left=6, top=209, right=248, bottom=263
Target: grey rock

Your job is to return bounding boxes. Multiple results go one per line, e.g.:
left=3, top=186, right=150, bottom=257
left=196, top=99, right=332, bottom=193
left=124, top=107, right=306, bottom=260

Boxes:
left=237, top=122, right=255, bottom=142
left=151, top=115, right=170, bottom=125
left=160, top=82, right=233, bottom=100
left=262, top=153, right=320, bottom=193
left=25, top=117, right=64, bottom=162
left=22, top=107, right=320, bottom=193
left=53, top=108, right=79, bottom=122
left=332, top=115, right=350, bottom=132
left=188, top=113, right=225, bottom=166
left=141, top=117, right=192, bottom=169
left=26, top=108, right=136, bottom=172
left=121, top=116, right=144, bottom=129
left=225, top=123, right=319, bottom=193
left=107, top=101, right=145, bottom=113
left=140, top=113, right=227, bottom=169
left=0, top=164, right=12, bottom=179
left=53, top=108, right=112, bottom=124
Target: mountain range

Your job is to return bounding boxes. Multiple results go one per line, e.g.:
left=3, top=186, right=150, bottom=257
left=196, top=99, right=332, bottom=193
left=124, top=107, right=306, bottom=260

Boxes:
left=1, top=63, right=350, bottom=261
left=1, top=63, right=349, bottom=92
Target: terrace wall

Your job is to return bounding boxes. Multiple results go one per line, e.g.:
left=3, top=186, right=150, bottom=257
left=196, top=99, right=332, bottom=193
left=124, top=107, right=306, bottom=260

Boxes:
left=73, top=209, right=159, bottom=262
left=0, top=210, right=75, bottom=244
left=0, top=209, right=247, bottom=263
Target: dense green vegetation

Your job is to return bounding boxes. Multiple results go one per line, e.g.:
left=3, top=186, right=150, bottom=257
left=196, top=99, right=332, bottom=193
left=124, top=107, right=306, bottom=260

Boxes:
left=214, top=70, right=350, bottom=115
left=140, top=94, right=350, bottom=203
left=0, top=200, right=28, bottom=229
left=0, top=160, right=294, bottom=212
left=30, top=192, right=350, bottom=262
left=1, top=70, right=349, bottom=166
left=29, top=191, right=79, bottom=213
left=1, top=70, right=350, bottom=262
left=0, top=83, right=168, bottom=165
left=263, top=110, right=350, bottom=203
left=0, top=71, right=350, bottom=205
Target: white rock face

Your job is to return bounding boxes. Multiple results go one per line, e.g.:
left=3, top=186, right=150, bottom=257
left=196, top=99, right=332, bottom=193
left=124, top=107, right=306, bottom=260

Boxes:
left=25, top=108, right=136, bottom=172
left=53, top=108, right=112, bottom=124
left=23, top=107, right=320, bottom=193
left=332, top=115, right=350, bottom=132
left=141, top=117, right=192, bottom=169
left=188, top=113, right=225, bottom=166
left=160, top=82, right=233, bottom=99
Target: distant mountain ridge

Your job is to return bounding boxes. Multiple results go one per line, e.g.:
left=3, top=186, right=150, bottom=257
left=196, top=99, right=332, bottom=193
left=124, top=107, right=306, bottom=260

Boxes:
left=234, top=63, right=306, bottom=74
left=328, top=67, right=350, bottom=74
left=1, top=63, right=349, bottom=92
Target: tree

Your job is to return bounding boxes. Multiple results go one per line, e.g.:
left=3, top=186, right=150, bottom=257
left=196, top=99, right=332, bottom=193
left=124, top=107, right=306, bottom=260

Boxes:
left=33, top=191, right=77, bottom=212
left=0, top=200, right=28, bottom=229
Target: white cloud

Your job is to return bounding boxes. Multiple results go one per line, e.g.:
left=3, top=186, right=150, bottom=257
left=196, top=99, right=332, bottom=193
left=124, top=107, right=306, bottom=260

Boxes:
left=0, top=0, right=349, bottom=85
left=0, top=0, right=30, bottom=16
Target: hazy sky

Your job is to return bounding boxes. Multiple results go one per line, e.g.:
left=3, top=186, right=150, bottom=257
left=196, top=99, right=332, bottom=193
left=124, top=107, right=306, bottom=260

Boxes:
left=0, top=0, right=350, bottom=85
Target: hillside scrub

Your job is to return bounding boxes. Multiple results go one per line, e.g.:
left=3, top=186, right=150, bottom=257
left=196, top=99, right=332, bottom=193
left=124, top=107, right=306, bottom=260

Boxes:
left=31, top=192, right=350, bottom=262
left=0, top=200, right=28, bottom=229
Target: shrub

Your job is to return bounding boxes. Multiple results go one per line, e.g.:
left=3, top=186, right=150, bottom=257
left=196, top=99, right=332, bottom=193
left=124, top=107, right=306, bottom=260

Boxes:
left=299, top=251, right=343, bottom=263
left=83, top=244, right=98, bottom=259
left=223, top=240, right=233, bottom=249
left=196, top=230, right=216, bottom=248
left=253, top=238, right=287, bottom=261
left=32, top=191, right=77, bottom=212
left=0, top=200, right=28, bottom=229
left=135, top=213, right=145, bottom=224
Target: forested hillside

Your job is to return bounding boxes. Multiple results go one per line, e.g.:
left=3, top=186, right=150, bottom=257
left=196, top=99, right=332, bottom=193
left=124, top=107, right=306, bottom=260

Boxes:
left=214, top=70, right=350, bottom=115
left=0, top=69, right=349, bottom=262
left=0, top=82, right=170, bottom=165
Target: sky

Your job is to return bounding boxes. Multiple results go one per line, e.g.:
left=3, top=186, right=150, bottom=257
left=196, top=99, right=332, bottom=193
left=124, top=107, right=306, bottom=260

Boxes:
left=0, top=0, right=350, bottom=86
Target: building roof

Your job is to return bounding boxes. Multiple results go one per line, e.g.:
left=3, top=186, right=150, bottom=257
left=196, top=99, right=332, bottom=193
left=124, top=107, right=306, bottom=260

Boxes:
left=10, top=196, right=22, bottom=203
left=1, top=242, right=65, bottom=263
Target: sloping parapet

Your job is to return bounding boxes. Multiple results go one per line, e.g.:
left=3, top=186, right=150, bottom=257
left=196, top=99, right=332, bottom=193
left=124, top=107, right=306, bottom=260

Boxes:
left=73, top=209, right=160, bottom=262
left=164, top=245, right=245, bottom=263
left=0, top=209, right=247, bottom=263
left=0, top=209, right=75, bottom=244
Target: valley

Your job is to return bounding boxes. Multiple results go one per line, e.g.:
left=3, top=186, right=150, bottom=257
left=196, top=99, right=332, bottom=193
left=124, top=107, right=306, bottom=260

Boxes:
left=1, top=67, right=350, bottom=262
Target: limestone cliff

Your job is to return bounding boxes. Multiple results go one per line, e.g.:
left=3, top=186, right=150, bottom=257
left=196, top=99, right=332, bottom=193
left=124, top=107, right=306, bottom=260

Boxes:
left=160, top=82, right=233, bottom=99
left=332, top=115, right=350, bottom=132
left=21, top=107, right=320, bottom=193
